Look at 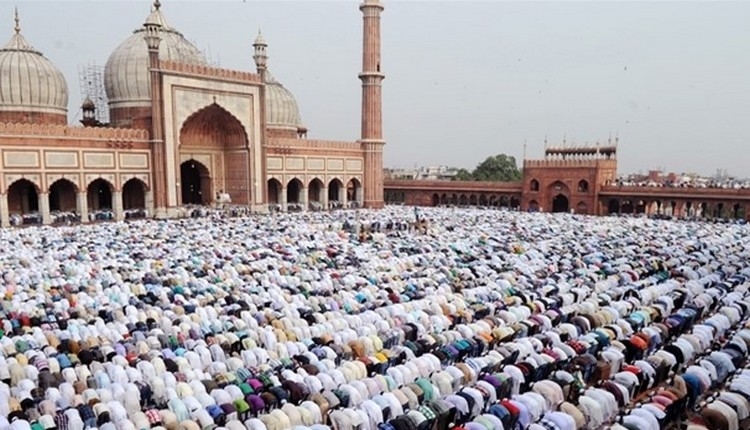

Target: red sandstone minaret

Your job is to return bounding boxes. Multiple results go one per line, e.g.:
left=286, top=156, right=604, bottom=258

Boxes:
left=359, top=0, right=385, bottom=209
left=144, top=0, right=168, bottom=217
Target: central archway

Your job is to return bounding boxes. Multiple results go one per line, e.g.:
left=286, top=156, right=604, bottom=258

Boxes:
left=551, top=194, right=569, bottom=213
left=180, top=160, right=211, bottom=205
left=547, top=181, right=570, bottom=213
left=179, top=103, right=250, bottom=204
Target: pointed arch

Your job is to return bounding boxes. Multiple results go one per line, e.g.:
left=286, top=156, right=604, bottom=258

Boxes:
left=180, top=159, right=211, bottom=205
left=308, top=178, right=324, bottom=203
left=48, top=178, right=78, bottom=213
left=328, top=178, right=344, bottom=203
left=179, top=103, right=249, bottom=150
left=179, top=103, right=252, bottom=205
left=7, top=179, right=40, bottom=215
left=267, top=178, right=282, bottom=204
left=87, top=178, right=114, bottom=211
left=551, top=194, right=569, bottom=213
left=286, top=178, right=303, bottom=204
left=122, top=178, right=148, bottom=210
left=346, top=178, right=361, bottom=205
left=548, top=180, right=570, bottom=194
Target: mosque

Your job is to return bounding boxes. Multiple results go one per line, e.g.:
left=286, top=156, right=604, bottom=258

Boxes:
left=0, top=0, right=385, bottom=225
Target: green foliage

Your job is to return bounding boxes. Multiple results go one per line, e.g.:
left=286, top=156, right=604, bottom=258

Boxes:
left=456, top=154, right=522, bottom=182
left=453, top=168, right=474, bottom=181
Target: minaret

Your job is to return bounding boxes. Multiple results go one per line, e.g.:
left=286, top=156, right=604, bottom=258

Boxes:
left=252, top=30, right=267, bottom=80
left=252, top=30, right=269, bottom=208
left=359, top=0, right=385, bottom=209
left=144, top=0, right=168, bottom=218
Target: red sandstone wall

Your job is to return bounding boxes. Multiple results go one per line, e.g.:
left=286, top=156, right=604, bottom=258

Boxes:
left=224, top=150, right=250, bottom=205
left=266, top=128, right=298, bottom=139
left=109, top=106, right=152, bottom=129
left=405, top=192, right=432, bottom=206
left=0, top=111, right=67, bottom=126
left=522, top=166, right=593, bottom=213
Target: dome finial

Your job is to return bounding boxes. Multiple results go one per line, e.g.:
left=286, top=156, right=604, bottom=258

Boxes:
left=254, top=29, right=266, bottom=46
left=153, top=0, right=161, bottom=11
left=13, top=6, right=20, bottom=35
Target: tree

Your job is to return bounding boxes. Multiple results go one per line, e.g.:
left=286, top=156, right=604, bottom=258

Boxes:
left=453, top=168, right=473, bottom=181
left=464, top=154, right=521, bottom=182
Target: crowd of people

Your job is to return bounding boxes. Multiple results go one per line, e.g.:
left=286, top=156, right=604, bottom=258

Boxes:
left=0, top=206, right=749, bottom=430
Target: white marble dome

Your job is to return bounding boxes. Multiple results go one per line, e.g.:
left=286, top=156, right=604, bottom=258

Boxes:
left=0, top=23, right=68, bottom=115
left=104, top=5, right=206, bottom=109
left=264, top=71, right=303, bottom=132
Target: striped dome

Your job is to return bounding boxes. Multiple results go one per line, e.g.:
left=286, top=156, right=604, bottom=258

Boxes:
left=264, top=71, right=302, bottom=132
left=104, top=4, right=206, bottom=109
left=0, top=20, right=68, bottom=116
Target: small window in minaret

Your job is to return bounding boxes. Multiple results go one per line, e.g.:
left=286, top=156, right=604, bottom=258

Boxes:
left=377, top=62, right=380, bottom=72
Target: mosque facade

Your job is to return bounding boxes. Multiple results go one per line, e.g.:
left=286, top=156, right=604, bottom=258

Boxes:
left=0, top=0, right=385, bottom=226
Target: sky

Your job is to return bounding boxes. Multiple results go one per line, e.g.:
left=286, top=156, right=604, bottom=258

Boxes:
left=2, top=0, right=749, bottom=177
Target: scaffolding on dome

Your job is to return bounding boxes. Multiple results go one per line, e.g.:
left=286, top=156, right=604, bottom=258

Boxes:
left=198, top=41, right=221, bottom=68
left=78, top=63, right=110, bottom=125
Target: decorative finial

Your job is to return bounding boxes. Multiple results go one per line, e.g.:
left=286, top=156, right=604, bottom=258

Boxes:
left=254, top=29, right=266, bottom=46
left=154, top=0, right=161, bottom=11
left=14, top=7, right=20, bottom=34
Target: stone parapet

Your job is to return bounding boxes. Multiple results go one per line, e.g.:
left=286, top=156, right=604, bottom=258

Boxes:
left=384, top=179, right=523, bottom=194
left=523, top=159, right=617, bottom=169
left=267, top=137, right=360, bottom=152
left=600, top=185, right=750, bottom=201
left=0, top=111, right=67, bottom=126
left=159, top=60, right=261, bottom=85
left=0, top=122, right=150, bottom=141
